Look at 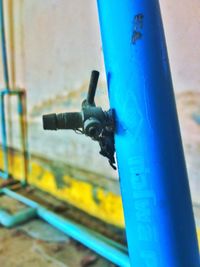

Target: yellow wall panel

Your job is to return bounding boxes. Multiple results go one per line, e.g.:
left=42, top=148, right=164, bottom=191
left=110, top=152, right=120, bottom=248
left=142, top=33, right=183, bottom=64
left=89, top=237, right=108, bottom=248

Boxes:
left=0, top=148, right=124, bottom=228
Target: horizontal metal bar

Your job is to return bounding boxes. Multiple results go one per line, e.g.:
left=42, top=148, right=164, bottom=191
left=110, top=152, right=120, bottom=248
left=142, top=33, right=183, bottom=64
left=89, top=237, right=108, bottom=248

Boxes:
left=0, top=208, right=37, bottom=228
left=0, top=89, right=26, bottom=96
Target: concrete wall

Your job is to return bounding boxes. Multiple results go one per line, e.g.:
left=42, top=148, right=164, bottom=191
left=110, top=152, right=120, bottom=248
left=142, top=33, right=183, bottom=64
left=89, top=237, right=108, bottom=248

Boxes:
left=0, top=0, right=200, bottom=195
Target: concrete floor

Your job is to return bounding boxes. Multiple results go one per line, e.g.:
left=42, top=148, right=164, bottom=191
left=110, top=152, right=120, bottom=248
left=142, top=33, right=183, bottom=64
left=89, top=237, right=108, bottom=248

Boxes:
left=0, top=208, right=199, bottom=267
left=0, top=193, right=117, bottom=267
left=0, top=225, right=115, bottom=267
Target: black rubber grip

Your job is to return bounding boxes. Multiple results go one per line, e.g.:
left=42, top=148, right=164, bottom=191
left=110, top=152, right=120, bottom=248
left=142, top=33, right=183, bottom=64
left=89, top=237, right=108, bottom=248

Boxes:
left=43, top=113, right=57, bottom=130
left=43, top=112, right=83, bottom=130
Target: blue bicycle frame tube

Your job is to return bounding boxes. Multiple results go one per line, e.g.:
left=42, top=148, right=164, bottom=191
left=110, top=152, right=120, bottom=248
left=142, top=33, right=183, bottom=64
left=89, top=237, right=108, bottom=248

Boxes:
left=97, top=1, right=200, bottom=266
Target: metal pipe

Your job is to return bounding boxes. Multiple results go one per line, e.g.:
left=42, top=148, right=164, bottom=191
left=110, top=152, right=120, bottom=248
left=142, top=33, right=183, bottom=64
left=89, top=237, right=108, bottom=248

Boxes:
left=0, top=208, right=37, bottom=228
left=38, top=208, right=130, bottom=266
left=87, top=70, right=99, bottom=105
left=7, top=0, right=15, bottom=162
left=0, top=188, right=130, bottom=267
left=18, top=91, right=29, bottom=185
left=0, top=0, right=10, bottom=179
left=0, top=0, right=10, bottom=89
left=0, top=0, right=29, bottom=183
left=7, top=0, right=15, bottom=89
left=0, top=91, right=9, bottom=179
left=97, top=1, right=200, bottom=266
left=0, top=90, right=29, bottom=184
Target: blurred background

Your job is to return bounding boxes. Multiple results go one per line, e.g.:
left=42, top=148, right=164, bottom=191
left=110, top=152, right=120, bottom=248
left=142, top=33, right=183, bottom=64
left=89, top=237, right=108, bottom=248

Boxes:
left=0, top=0, right=200, bottom=266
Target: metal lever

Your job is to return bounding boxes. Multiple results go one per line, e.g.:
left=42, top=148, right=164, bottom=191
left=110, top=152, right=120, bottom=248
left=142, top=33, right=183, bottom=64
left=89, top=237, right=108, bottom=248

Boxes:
left=86, top=70, right=99, bottom=106
left=42, top=70, right=116, bottom=169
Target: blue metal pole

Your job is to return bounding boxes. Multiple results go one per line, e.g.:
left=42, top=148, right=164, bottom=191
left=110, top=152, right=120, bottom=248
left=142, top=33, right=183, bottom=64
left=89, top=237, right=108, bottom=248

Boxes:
left=0, top=0, right=10, bottom=89
left=0, top=0, right=10, bottom=179
left=0, top=91, right=9, bottom=179
left=97, top=1, right=200, bottom=267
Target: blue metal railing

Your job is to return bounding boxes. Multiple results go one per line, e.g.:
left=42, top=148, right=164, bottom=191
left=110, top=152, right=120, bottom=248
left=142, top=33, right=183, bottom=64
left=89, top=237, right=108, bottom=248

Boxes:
left=0, top=0, right=28, bottom=183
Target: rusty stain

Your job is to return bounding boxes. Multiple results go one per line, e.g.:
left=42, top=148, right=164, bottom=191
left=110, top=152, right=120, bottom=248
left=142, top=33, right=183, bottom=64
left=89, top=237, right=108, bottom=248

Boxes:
left=132, top=13, right=144, bottom=44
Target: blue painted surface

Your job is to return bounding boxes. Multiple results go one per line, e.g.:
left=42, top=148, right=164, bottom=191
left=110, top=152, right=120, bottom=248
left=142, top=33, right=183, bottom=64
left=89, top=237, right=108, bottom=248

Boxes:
left=0, top=0, right=10, bottom=179
left=38, top=208, right=130, bottom=266
left=97, top=1, right=200, bottom=266
left=0, top=207, right=37, bottom=228
left=0, top=90, right=9, bottom=179
left=0, top=188, right=37, bottom=228
left=0, top=171, right=9, bottom=179
left=0, top=0, right=10, bottom=88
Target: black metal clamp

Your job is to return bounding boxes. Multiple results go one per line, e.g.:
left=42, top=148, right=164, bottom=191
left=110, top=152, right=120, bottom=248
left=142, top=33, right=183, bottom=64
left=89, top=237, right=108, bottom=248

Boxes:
left=42, top=70, right=116, bottom=170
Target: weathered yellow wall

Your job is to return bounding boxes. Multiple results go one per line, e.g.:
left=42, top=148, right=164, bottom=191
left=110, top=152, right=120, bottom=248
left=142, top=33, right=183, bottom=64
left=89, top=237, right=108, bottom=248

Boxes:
left=0, top=147, right=124, bottom=228
left=197, top=228, right=200, bottom=248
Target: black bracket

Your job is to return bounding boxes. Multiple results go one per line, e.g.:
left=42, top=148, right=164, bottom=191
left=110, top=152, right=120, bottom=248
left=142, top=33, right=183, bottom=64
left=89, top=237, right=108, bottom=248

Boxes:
left=42, top=70, right=116, bottom=170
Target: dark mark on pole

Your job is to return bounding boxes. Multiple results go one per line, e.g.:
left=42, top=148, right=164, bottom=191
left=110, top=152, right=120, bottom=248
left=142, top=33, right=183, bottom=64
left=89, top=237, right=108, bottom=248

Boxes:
left=132, top=13, right=144, bottom=44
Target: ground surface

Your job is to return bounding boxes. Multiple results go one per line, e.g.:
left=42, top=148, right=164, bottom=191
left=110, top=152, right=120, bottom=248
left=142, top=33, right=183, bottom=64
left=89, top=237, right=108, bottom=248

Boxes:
left=0, top=224, right=115, bottom=267
left=0, top=193, right=117, bottom=267
left=0, top=211, right=199, bottom=267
